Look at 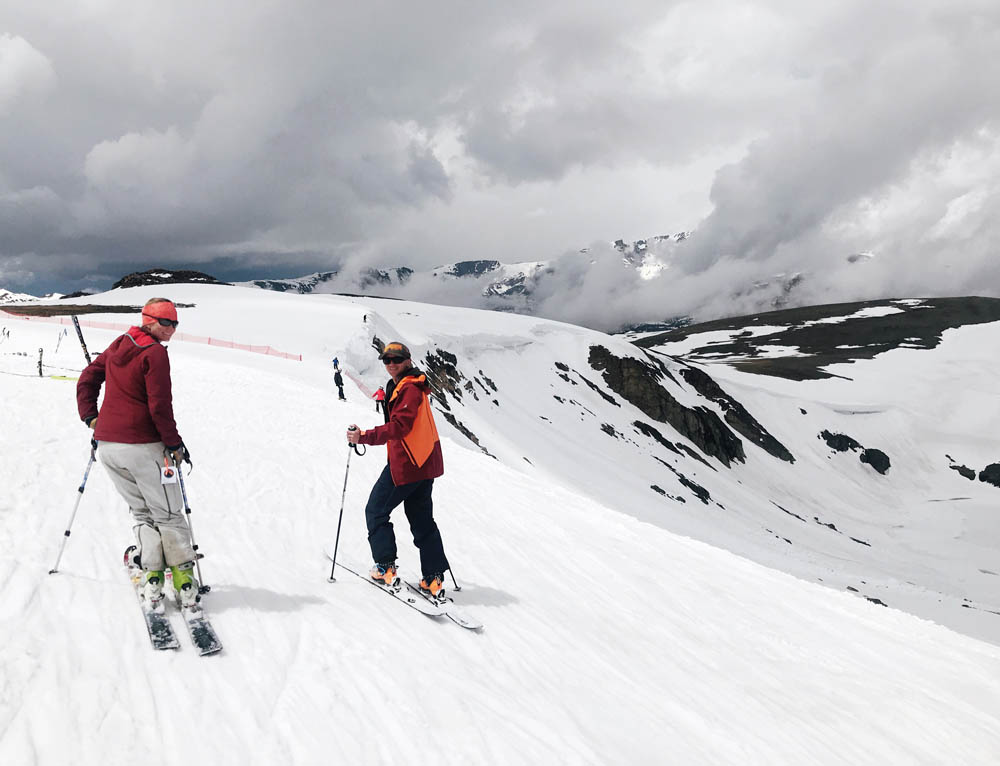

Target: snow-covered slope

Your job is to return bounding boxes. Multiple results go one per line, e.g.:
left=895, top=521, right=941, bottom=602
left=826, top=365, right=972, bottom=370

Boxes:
left=2, top=286, right=1000, bottom=764
left=0, top=288, right=38, bottom=304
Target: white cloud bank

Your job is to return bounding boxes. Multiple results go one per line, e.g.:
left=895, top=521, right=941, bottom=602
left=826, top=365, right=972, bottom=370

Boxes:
left=1, top=1, right=999, bottom=324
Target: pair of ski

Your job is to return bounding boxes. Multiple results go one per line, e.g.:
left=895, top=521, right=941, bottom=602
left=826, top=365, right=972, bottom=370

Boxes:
left=328, top=555, right=483, bottom=631
left=127, top=561, right=222, bottom=655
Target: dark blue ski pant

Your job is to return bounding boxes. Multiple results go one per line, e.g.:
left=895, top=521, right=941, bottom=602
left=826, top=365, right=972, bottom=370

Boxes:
left=364, top=464, right=448, bottom=578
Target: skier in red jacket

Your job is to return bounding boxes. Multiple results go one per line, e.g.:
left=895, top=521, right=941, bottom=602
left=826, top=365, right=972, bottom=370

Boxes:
left=347, top=341, right=449, bottom=598
left=76, top=298, right=199, bottom=608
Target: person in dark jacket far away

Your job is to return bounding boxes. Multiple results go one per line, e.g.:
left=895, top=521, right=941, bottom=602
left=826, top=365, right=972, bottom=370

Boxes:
left=334, top=369, right=346, bottom=400
left=76, top=298, right=199, bottom=609
left=346, top=341, right=450, bottom=599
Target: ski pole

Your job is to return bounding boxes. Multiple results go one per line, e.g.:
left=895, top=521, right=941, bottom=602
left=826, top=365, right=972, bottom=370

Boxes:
left=174, top=457, right=210, bottom=594
left=71, top=315, right=92, bottom=365
left=327, top=429, right=365, bottom=583
left=49, top=440, right=98, bottom=575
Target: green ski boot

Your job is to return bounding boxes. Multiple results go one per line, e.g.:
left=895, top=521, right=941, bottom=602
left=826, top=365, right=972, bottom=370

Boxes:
left=170, top=562, right=200, bottom=608
left=142, top=570, right=165, bottom=607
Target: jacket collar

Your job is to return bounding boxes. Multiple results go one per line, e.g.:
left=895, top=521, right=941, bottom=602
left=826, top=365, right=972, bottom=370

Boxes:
left=126, top=325, right=159, bottom=348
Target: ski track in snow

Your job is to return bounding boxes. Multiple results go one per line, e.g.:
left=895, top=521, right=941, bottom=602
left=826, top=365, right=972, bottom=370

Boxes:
left=2, top=293, right=1000, bottom=764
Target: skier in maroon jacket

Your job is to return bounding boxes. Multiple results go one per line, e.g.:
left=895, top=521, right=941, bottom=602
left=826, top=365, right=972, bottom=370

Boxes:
left=76, top=297, right=199, bottom=608
left=347, top=341, right=449, bottom=598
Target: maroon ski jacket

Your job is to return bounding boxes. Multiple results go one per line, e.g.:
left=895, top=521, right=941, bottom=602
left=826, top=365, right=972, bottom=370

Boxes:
left=358, top=371, right=443, bottom=485
left=76, top=326, right=182, bottom=447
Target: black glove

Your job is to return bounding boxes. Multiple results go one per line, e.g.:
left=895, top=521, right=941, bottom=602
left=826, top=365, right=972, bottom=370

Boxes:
left=166, top=442, right=192, bottom=466
left=86, top=416, right=98, bottom=429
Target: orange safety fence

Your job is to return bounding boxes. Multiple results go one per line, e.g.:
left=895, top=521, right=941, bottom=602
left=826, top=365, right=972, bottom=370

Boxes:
left=0, top=309, right=302, bottom=361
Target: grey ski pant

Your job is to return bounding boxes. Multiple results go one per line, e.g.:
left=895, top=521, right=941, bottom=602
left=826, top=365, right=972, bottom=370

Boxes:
left=98, top=441, right=194, bottom=571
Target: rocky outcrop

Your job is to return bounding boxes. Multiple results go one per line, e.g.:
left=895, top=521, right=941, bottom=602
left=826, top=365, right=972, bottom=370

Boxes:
left=820, top=430, right=891, bottom=475
left=860, top=449, right=891, bottom=475
left=589, top=345, right=745, bottom=467
left=112, top=269, right=225, bottom=289
left=821, top=431, right=862, bottom=452
left=679, top=365, right=794, bottom=463
left=979, top=463, right=1000, bottom=488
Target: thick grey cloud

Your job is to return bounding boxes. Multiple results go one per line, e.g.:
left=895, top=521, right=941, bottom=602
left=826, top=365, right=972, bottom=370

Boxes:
left=1, top=0, right=999, bottom=326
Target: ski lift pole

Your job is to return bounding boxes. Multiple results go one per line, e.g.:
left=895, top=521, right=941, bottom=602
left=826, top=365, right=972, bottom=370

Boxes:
left=48, top=440, right=98, bottom=575
left=71, top=315, right=92, bottom=365
left=174, top=457, right=210, bottom=594
left=327, top=430, right=365, bottom=583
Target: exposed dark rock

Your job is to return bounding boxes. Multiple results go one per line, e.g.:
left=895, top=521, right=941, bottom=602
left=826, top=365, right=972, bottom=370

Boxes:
left=821, top=431, right=889, bottom=474
left=555, top=369, right=576, bottom=384
left=680, top=365, right=794, bottom=463
left=772, top=501, right=806, bottom=523
left=979, top=463, right=1000, bottom=488
left=651, top=485, right=666, bottom=496
left=252, top=271, right=337, bottom=293
left=479, top=372, right=498, bottom=391
left=850, top=537, right=872, bottom=547
left=635, top=297, right=1000, bottom=380
left=600, top=423, right=622, bottom=439
left=575, top=373, right=619, bottom=407
left=632, top=421, right=683, bottom=456
left=860, top=448, right=891, bottom=475
left=653, top=456, right=712, bottom=504
left=422, top=349, right=464, bottom=411
left=438, top=409, right=494, bottom=458
left=484, top=273, right=528, bottom=297
left=4, top=302, right=192, bottom=317
left=60, top=290, right=97, bottom=299
left=814, top=517, right=840, bottom=532
left=820, top=430, right=862, bottom=452
left=442, top=260, right=501, bottom=278
left=358, top=267, right=413, bottom=289
left=950, top=464, right=976, bottom=480
left=112, top=269, right=226, bottom=289
left=865, top=597, right=888, bottom=607
left=589, top=345, right=745, bottom=467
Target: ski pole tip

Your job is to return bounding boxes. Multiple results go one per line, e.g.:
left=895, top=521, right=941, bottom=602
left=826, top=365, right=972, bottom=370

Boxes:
left=327, top=576, right=337, bottom=583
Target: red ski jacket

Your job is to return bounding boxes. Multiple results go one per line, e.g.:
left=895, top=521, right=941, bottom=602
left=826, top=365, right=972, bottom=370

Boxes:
left=76, top=326, right=182, bottom=447
left=358, top=372, right=443, bottom=486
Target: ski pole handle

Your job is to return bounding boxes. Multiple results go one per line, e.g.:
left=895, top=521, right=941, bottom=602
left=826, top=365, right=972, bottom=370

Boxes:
left=347, top=425, right=365, bottom=456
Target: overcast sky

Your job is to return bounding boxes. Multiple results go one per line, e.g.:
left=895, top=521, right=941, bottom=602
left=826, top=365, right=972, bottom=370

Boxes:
left=2, top=1, right=999, bottom=325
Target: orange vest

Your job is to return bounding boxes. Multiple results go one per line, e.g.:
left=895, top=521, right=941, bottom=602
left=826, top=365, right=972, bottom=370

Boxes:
left=390, top=375, right=440, bottom=468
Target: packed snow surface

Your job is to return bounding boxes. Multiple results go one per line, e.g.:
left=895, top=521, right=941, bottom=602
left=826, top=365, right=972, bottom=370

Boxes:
left=2, top=285, right=999, bottom=765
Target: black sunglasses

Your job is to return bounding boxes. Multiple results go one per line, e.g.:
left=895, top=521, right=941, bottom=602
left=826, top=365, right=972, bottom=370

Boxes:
left=382, top=356, right=405, bottom=364
left=155, top=317, right=179, bottom=328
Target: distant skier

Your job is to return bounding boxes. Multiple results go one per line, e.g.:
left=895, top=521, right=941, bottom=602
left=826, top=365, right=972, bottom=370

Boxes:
left=373, top=385, right=385, bottom=415
left=75, top=298, right=199, bottom=608
left=346, top=341, right=449, bottom=598
left=334, top=369, right=346, bottom=401
left=332, top=356, right=340, bottom=371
